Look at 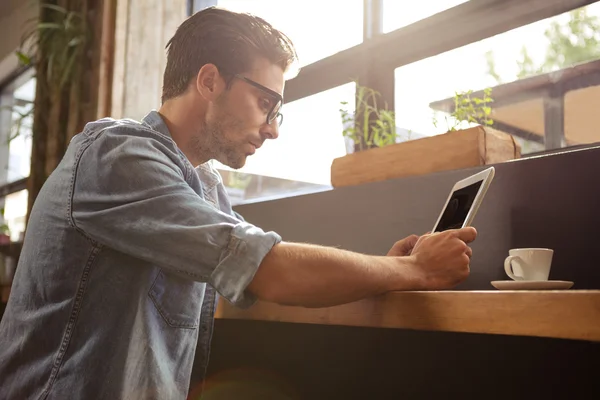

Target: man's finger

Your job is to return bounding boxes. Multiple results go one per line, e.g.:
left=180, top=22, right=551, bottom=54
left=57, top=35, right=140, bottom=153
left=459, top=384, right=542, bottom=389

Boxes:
left=465, top=246, right=473, bottom=258
left=407, top=234, right=419, bottom=247
left=453, top=226, right=477, bottom=243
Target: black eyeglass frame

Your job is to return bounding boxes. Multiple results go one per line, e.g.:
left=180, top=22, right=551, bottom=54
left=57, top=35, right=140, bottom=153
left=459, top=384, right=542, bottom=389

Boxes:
left=231, top=74, right=284, bottom=127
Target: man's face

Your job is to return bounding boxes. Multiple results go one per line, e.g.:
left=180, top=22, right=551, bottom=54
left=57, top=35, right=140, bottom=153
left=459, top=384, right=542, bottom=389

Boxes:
left=200, top=58, right=285, bottom=169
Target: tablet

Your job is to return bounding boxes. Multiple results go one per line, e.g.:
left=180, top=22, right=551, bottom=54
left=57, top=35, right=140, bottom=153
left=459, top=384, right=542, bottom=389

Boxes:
left=432, top=167, right=495, bottom=232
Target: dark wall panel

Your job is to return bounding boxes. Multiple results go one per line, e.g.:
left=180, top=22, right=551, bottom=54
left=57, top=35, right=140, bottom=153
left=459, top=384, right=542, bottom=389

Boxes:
left=234, top=146, right=600, bottom=289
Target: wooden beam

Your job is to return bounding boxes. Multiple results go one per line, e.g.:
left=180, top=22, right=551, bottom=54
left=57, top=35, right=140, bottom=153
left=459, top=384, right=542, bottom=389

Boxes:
left=110, top=0, right=129, bottom=119
left=216, top=290, right=600, bottom=342
left=111, top=0, right=187, bottom=120
left=97, top=0, right=117, bottom=118
left=0, top=177, right=28, bottom=198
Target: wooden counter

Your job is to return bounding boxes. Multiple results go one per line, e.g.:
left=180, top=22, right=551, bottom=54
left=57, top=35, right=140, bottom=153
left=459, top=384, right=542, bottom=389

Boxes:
left=216, top=290, right=600, bottom=342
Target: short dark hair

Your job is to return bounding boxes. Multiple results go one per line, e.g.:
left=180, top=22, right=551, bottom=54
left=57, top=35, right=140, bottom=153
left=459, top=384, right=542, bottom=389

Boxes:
left=161, top=7, right=298, bottom=103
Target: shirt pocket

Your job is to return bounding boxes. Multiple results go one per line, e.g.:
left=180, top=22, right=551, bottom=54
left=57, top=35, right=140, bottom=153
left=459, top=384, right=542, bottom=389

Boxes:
left=148, top=269, right=206, bottom=329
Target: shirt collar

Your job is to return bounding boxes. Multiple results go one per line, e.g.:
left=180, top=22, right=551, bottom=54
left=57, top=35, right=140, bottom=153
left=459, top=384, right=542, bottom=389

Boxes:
left=196, top=162, right=222, bottom=194
left=142, top=110, right=222, bottom=193
left=141, top=110, right=172, bottom=138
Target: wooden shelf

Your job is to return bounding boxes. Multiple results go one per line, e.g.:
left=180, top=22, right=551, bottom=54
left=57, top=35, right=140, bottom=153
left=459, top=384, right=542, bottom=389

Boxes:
left=216, top=290, right=600, bottom=342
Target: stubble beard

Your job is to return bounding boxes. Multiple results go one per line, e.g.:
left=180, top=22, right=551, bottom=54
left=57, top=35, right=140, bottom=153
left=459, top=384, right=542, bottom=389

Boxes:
left=190, top=106, right=247, bottom=169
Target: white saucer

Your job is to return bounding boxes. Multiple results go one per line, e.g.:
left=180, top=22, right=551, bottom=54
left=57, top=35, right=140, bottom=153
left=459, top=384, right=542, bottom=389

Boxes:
left=491, top=280, right=574, bottom=290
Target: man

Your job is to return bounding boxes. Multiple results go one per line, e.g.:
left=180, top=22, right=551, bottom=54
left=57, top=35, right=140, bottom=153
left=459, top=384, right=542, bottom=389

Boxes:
left=0, top=6, right=476, bottom=400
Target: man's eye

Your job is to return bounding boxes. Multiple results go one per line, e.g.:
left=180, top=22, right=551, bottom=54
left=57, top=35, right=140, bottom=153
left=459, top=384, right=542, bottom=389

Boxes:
left=260, top=98, right=272, bottom=110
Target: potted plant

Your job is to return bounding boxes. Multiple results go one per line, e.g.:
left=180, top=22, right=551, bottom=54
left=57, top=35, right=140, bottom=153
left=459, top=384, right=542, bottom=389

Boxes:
left=339, top=84, right=405, bottom=153
left=331, top=86, right=520, bottom=188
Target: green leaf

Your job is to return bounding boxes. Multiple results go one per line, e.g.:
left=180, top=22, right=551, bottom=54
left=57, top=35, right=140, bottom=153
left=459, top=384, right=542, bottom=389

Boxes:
left=15, top=51, right=31, bottom=65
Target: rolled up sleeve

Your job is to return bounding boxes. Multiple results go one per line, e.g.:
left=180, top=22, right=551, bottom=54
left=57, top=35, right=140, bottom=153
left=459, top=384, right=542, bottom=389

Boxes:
left=70, top=128, right=280, bottom=307
left=212, top=223, right=280, bottom=307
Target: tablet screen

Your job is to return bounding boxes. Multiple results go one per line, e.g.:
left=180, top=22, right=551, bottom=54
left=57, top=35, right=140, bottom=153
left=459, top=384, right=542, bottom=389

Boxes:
left=434, top=181, right=483, bottom=232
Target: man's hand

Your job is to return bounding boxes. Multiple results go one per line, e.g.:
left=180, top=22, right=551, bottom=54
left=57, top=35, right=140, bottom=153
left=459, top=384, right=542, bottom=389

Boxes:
left=400, top=227, right=477, bottom=290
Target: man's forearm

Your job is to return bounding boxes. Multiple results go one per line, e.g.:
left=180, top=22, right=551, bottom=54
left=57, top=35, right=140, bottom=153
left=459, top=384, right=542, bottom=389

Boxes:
left=247, top=242, right=419, bottom=307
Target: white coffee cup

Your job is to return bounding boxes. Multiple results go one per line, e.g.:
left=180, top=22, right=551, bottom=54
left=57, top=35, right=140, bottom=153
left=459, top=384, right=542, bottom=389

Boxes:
left=504, top=248, right=554, bottom=281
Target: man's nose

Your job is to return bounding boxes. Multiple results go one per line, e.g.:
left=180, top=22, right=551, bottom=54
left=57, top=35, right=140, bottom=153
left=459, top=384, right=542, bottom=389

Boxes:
left=260, top=119, right=279, bottom=140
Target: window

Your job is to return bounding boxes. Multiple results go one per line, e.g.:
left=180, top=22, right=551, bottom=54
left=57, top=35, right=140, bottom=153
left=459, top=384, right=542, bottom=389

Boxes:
left=0, top=70, right=35, bottom=242
left=215, top=0, right=363, bottom=67
left=382, top=0, right=468, bottom=33
left=189, top=1, right=362, bottom=202
left=393, top=3, right=600, bottom=154
left=3, top=190, right=27, bottom=242
left=215, top=82, right=356, bottom=204
left=0, top=73, right=34, bottom=185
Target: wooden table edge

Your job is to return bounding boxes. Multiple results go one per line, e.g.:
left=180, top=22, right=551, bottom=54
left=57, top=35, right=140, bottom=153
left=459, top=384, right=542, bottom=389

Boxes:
left=216, top=290, right=600, bottom=342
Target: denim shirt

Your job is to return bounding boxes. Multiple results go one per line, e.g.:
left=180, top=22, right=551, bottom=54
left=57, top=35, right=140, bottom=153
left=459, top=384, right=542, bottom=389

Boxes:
left=0, top=111, right=281, bottom=399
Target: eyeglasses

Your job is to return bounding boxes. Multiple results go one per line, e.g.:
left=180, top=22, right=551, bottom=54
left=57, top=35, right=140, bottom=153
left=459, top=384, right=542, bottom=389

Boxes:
left=232, top=74, right=284, bottom=127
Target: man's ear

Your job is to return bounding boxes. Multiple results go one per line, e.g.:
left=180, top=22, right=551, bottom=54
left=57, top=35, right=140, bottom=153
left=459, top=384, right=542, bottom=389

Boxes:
left=195, top=63, right=226, bottom=101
